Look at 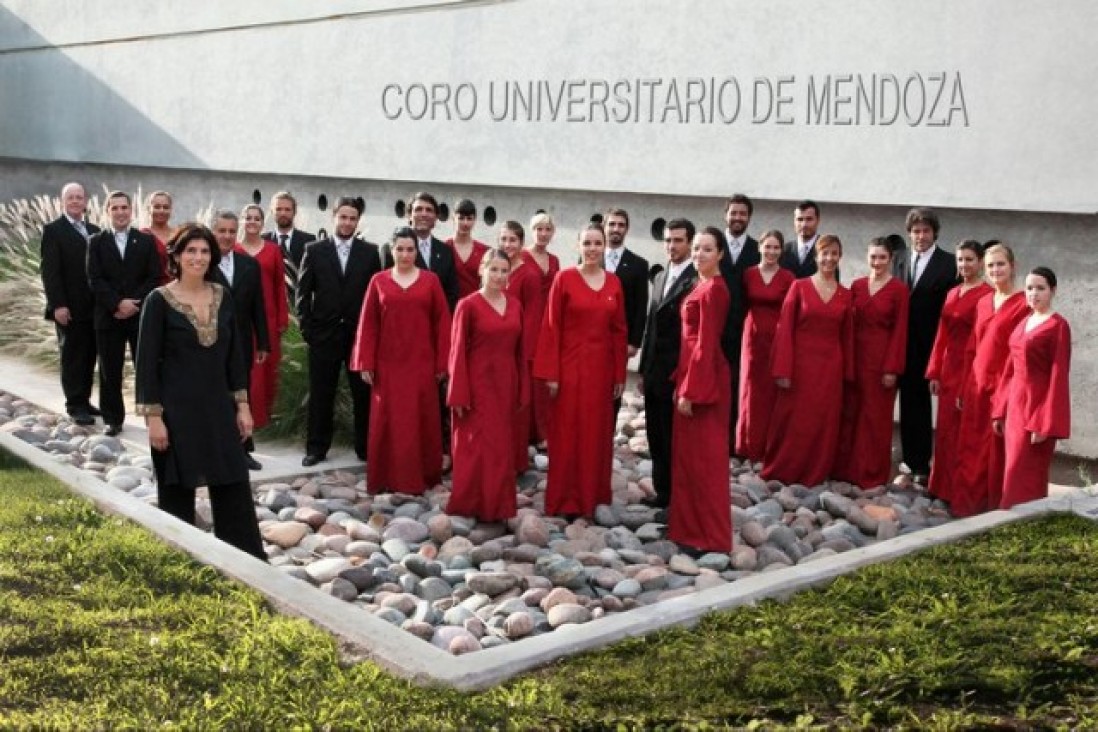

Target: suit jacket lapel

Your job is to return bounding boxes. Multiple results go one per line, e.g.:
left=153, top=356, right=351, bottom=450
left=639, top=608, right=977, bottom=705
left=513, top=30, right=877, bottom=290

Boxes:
left=659, top=264, right=695, bottom=309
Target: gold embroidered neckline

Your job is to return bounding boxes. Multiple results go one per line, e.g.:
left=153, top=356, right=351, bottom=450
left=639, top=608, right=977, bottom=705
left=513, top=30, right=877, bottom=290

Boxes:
left=160, top=284, right=223, bottom=347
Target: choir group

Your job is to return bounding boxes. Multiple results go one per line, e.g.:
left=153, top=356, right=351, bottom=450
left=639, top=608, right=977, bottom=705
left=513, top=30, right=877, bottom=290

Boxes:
left=39, top=184, right=1072, bottom=558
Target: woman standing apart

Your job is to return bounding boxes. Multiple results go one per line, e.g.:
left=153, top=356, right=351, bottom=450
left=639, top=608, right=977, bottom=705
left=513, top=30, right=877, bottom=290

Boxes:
left=533, top=223, right=627, bottom=519
left=992, top=268, right=1071, bottom=509
left=500, top=221, right=542, bottom=472
left=925, top=240, right=991, bottom=502
left=135, top=224, right=265, bottom=560
left=668, top=227, right=733, bottom=554
left=761, top=235, right=854, bottom=487
left=352, top=227, right=451, bottom=495
left=141, top=190, right=174, bottom=285
left=526, top=212, right=561, bottom=446
left=833, top=238, right=909, bottom=489
left=238, top=204, right=289, bottom=429
left=735, top=230, right=795, bottom=462
left=950, top=244, right=1030, bottom=516
left=446, top=249, right=528, bottom=521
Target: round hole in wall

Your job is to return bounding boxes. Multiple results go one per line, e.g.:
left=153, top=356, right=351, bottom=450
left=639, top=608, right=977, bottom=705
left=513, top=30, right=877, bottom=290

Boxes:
left=317, top=227, right=329, bottom=240
left=438, top=203, right=450, bottom=222
left=648, top=263, right=665, bottom=283
left=483, top=206, right=497, bottom=227
left=589, top=212, right=604, bottom=225
left=394, top=199, right=406, bottom=219
left=317, top=194, right=328, bottom=212
left=252, top=189, right=262, bottom=205
left=650, top=217, right=666, bottom=241
left=534, top=208, right=546, bottom=215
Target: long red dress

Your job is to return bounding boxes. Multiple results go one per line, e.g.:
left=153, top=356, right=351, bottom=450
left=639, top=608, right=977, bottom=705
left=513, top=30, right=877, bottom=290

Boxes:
left=528, top=249, right=561, bottom=442
left=668, top=278, right=733, bottom=553
left=761, top=278, right=854, bottom=487
left=506, top=259, right=543, bottom=471
left=924, top=282, right=992, bottom=501
left=445, top=238, right=488, bottom=299
left=992, top=314, right=1071, bottom=509
left=446, top=293, right=528, bottom=521
left=239, top=242, right=288, bottom=428
left=533, top=268, right=627, bottom=517
left=735, top=266, right=795, bottom=461
left=950, top=291, right=1029, bottom=516
left=350, top=270, right=451, bottom=495
left=833, top=277, right=909, bottom=489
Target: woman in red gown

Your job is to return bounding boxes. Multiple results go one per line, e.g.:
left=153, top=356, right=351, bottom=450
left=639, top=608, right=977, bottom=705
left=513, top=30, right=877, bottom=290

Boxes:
left=445, top=198, right=488, bottom=299
left=925, top=240, right=991, bottom=502
left=526, top=212, right=561, bottom=446
left=351, top=227, right=451, bottom=495
left=992, top=267, right=1071, bottom=509
left=950, top=244, right=1030, bottom=516
left=735, top=230, right=795, bottom=462
left=533, top=223, right=627, bottom=519
left=446, top=249, right=528, bottom=521
left=761, top=234, right=854, bottom=487
left=500, top=221, right=542, bottom=472
left=833, top=238, right=909, bottom=489
left=668, top=227, right=733, bottom=554
left=237, top=204, right=288, bottom=428
left=140, top=190, right=173, bottom=285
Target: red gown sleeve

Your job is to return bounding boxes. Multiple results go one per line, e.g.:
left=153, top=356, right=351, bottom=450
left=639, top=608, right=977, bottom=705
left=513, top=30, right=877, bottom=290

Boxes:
left=884, top=282, right=910, bottom=375
left=350, top=276, right=383, bottom=372
left=991, top=330, right=1016, bottom=422
left=518, top=268, right=541, bottom=363
left=771, top=281, right=801, bottom=381
left=842, top=290, right=855, bottom=383
left=514, top=297, right=530, bottom=408
left=610, top=276, right=628, bottom=384
left=446, top=298, right=473, bottom=408
left=1031, top=317, right=1072, bottom=438
left=432, top=277, right=453, bottom=375
left=678, top=282, right=730, bottom=404
left=533, top=272, right=566, bottom=383
left=925, top=290, right=952, bottom=381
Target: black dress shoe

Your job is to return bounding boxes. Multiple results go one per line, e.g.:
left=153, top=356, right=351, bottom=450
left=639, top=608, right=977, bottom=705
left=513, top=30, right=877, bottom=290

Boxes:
left=86, top=405, right=102, bottom=417
left=301, top=454, right=324, bottom=467
left=244, top=454, right=263, bottom=471
left=105, top=423, right=122, bottom=437
left=70, top=410, right=94, bottom=426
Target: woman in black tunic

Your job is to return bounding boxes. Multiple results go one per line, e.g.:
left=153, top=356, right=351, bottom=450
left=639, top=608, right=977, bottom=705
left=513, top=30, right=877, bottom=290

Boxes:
left=135, top=224, right=266, bottom=560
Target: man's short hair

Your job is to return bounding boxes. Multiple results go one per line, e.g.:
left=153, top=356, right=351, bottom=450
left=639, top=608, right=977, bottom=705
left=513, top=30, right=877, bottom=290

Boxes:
left=271, top=191, right=298, bottom=212
left=333, top=196, right=364, bottom=215
left=904, top=207, right=940, bottom=237
left=106, top=190, right=131, bottom=206
left=795, top=199, right=819, bottom=217
left=605, top=207, right=630, bottom=227
left=664, top=217, right=696, bottom=242
left=408, top=191, right=439, bottom=213
left=725, top=193, right=754, bottom=216
left=454, top=198, right=477, bottom=217
left=214, top=209, right=239, bottom=224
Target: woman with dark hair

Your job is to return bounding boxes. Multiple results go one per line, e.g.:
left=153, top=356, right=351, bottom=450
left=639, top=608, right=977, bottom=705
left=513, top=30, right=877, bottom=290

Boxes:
left=140, top=190, right=174, bottom=285
left=667, top=227, right=732, bottom=554
left=135, top=223, right=265, bottom=560
left=352, top=227, right=451, bottom=495
left=950, top=243, right=1030, bottom=516
left=992, top=267, right=1071, bottom=509
left=446, top=198, right=488, bottom=299
left=925, top=240, right=991, bottom=501
left=446, top=249, right=528, bottom=521
left=500, top=221, right=541, bottom=471
left=735, top=229, right=795, bottom=461
left=534, top=222, right=627, bottom=519
left=761, top=234, right=854, bottom=486
left=833, top=237, right=909, bottom=489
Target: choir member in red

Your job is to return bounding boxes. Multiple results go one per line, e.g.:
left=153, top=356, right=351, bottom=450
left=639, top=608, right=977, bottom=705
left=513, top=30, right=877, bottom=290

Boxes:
left=761, top=234, right=854, bottom=486
left=668, top=227, right=733, bottom=554
left=925, top=240, right=991, bottom=501
left=140, top=190, right=174, bottom=285
left=950, top=244, right=1030, bottom=516
left=534, top=223, right=627, bottom=519
left=445, top=198, right=488, bottom=300
left=352, top=227, right=451, bottom=494
left=500, top=221, right=541, bottom=472
left=992, top=268, right=1071, bottom=509
left=526, top=212, right=561, bottom=446
left=735, top=230, right=795, bottom=462
left=446, top=249, right=528, bottom=521
left=833, top=238, right=909, bottom=488
left=237, top=204, right=288, bottom=428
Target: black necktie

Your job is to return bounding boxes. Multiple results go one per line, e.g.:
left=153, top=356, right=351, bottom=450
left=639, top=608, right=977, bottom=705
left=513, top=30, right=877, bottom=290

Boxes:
left=279, top=234, right=289, bottom=253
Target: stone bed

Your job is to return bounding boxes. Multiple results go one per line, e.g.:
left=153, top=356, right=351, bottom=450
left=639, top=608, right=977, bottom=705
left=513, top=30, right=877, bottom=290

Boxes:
left=0, top=390, right=954, bottom=655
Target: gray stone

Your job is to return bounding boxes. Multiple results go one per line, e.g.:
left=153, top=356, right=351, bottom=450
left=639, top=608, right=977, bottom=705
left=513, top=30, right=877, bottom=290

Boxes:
left=847, top=506, right=880, bottom=536
left=470, top=543, right=503, bottom=567
left=635, top=566, right=669, bottom=591
left=696, top=552, right=731, bottom=572
left=466, top=571, right=519, bottom=596
left=640, top=540, right=678, bottom=563
left=321, top=577, right=359, bottom=602
left=594, top=504, right=620, bottom=527
left=443, top=605, right=475, bottom=626
left=741, top=521, right=768, bottom=547
left=535, top=555, right=587, bottom=589
left=381, top=538, right=411, bottom=562
left=547, top=603, right=592, bottom=628
left=820, top=491, right=855, bottom=517
left=876, top=520, right=900, bottom=541
left=730, top=546, right=758, bottom=571
left=634, top=522, right=664, bottom=542
left=383, top=517, right=429, bottom=543
left=503, top=612, right=534, bottom=639
left=611, top=578, right=642, bottom=598
left=337, top=566, right=377, bottom=592
left=755, top=545, right=793, bottom=569
left=668, top=554, right=700, bottom=576
left=416, top=577, right=454, bottom=603
left=605, top=526, right=643, bottom=552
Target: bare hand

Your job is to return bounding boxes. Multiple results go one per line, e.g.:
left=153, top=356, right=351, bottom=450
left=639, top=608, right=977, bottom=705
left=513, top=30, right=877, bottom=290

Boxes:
left=1031, top=432, right=1047, bottom=445
left=256, top=350, right=269, bottom=364
left=992, top=419, right=1003, bottom=437
left=677, top=397, right=693, bottom=416
left=454, top=406, right=467, bottom=419
left=776, top=378, right=791, bottom=389
left=928, top=379, right=940, bottom=396
left=882, top=373, right=897, bottom=389
left=547, top=381, right=559, bottom=398
left=147, top=417, right=169, bottom=451
left=360, top=371, right=374, bottom=385
left=54, top=307, right=72, bottom=326
left=115, top=299, right=140, bottom=319
left=627, top=345, right=638, bottom=358
left=612, top=383, right=625, bottom=400
left=237, top=404, right=254, bottom=442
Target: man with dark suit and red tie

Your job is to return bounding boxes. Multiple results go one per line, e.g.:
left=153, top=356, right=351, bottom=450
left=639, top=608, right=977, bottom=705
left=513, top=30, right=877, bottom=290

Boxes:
left=381, top=191, right=459, bottom=312
left=41, top=182, right=101, bottom=425
left=262, top=191, right=316, bottom=295
left=639, top=218, right=697, bottom=510
left=718, top=194, right=758, bottom=448
left=212, top=210, right=270, bottom=471
left=86, top=190, right=161, bottom=436
left=898, top=207, right=957, bottom=482
left=297, top=197, right=382, bottom=467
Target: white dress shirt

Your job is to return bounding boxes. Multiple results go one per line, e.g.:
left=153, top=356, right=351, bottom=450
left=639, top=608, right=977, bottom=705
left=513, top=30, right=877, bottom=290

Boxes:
left=219, top=251, right=235, bottom=283
left=113, top=229, right=128, bottom=258
left=663, top=259, right=691, bottom=298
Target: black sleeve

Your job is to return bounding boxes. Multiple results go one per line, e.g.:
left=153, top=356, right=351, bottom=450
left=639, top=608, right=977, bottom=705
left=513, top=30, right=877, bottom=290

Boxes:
left=296, top=246, right=317, bottom=338
left=135, top=289, right=166, bottom=410
left=40, top=224, right=65, bottom=314
left=628, top=268, right=649, bottom=349
left=250, top=263, right=270, bottom=353
left=135, top=235, right=160, bottom=303
left=87, top=235, right=121, bottom=315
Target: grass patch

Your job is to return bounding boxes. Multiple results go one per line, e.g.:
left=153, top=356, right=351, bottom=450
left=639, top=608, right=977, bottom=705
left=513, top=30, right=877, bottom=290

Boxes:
left=1, top=451, right=1097, bottom=728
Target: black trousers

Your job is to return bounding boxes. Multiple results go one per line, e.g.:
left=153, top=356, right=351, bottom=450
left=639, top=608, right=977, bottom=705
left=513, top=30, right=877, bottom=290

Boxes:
left=56, top=319, right=97, bottom=413
left=306, top=340, right=370, bottom=458
left=899, top=371, right=933, bottom=475
left=643, top=367, right=676, bottom=507
left=157, top=479, right=266, bottom=561
left=96, top=322, right=139, bottom=427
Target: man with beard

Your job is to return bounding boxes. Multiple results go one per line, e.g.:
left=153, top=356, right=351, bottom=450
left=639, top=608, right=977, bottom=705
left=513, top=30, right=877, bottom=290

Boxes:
left=779, top=200, right=823, bottom=278
left=262, top=191, right=315, bottom=295
left=604, top=208, right=649, bottom=422
left=382, top=191, right=459, bottom=312
left=717, top=194, right=756, bottom=450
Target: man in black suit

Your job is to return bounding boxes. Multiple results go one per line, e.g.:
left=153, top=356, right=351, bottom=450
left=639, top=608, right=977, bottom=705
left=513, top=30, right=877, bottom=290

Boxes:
left=213, top=210, right=270, bottom=471
left=638, top=218, right=697, bottom=509
left=40, top=182, right=101, bottom=425
left=262, top=191, right=315, bottom=296
left=718, top=193, right=758, bottom=449
left=604, top=208, right=649, bottom=422
left=382, top=191, right=459, bottom=312
left=297, top=197, right=381, bottom=466
left=86, top=190, right=160, bottom=436
left=897, top=207, right=957, bottom=482
left=779, top=200, right=823, bottom=278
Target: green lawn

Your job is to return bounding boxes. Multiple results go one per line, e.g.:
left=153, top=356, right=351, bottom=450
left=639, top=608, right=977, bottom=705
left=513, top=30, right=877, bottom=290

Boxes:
left=1, top=447, right=1096, bottom=730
